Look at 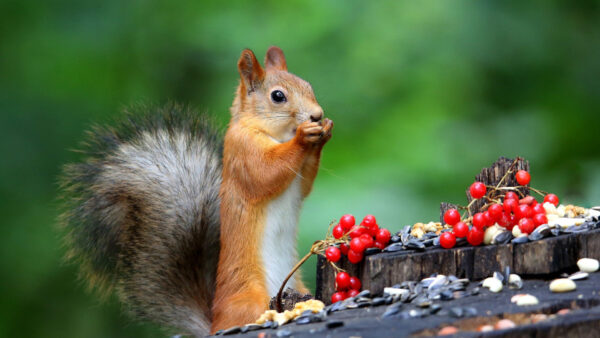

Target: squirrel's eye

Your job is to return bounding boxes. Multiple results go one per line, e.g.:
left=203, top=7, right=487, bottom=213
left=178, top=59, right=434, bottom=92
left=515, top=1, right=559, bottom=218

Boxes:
left=271, top=90, right=286, bottom=103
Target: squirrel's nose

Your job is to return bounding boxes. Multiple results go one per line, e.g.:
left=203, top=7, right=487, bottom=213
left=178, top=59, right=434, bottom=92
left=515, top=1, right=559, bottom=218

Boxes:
left=310, top=110, right=323, bottom=123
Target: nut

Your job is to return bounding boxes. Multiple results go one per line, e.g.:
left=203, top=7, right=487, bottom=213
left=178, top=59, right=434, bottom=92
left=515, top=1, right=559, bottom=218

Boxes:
left=577, top=258, right=599, bottom=273
left=549, top=278, right=576, bottom=293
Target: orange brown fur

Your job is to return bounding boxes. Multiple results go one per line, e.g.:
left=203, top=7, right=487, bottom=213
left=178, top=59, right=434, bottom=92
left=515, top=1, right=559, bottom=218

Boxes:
left=211, top=47, right=332, bottom=333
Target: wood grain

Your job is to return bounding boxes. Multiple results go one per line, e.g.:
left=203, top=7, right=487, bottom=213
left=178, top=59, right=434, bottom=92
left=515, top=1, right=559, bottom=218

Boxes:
left=316, top=228, right=600, bottom=302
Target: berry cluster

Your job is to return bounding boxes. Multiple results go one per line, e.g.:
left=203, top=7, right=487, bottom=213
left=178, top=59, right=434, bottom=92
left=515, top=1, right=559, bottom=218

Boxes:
left=331, top=271, right=362, bottom=303
left=327, top=214, right=391, bottom=302
left=441, top=169, right=560, bottom=249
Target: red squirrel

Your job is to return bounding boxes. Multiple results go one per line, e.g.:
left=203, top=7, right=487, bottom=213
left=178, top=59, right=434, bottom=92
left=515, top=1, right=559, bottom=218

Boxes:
left=60, top=46, right=333, bottom=336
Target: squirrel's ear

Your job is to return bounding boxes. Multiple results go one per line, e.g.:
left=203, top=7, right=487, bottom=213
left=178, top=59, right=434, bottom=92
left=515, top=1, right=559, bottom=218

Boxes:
left=264, top=46, right=287, bottom=71
left=238, top=49, right=265, bottom=93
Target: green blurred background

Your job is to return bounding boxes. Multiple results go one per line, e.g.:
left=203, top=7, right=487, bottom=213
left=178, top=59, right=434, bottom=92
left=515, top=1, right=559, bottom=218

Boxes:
left=2, top=0, right=599, bottom=336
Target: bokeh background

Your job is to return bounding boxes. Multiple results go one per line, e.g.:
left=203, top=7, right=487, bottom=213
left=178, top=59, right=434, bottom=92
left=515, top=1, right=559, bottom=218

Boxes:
left=2, top=0, right=599, bottom=337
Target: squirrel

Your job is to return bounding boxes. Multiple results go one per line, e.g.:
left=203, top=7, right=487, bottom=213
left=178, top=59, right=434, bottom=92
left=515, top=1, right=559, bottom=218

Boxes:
left=59, top=46, right=333, bottom=336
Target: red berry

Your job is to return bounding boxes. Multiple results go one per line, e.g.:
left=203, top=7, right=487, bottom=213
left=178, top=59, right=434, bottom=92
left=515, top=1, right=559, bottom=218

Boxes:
left=347, top=249, right=363, bottom=264
left=348, top=226, right=366, bottom=238
left=453, top=221, right=469, bottom=238
left=340, top=214, right=355, bottom=231
left=509, top=213, right=518, bottom=227
left=533, top=213, right=548, bottom=226
left=469, top=182, right=487, bottom=199
left=367, top=223, right=380, bottom=237
left=339, top=243, right=349, bottom=255
left=472, top=212, right=487, bottom=230
left=544, top=193, right=559, bottom=207
left=532, top=203, right=545, bottom=215
left=483, top=211, right=494, bottom=226
left=332, top=225, right=345, bottom=239
left=516, top=170, right=531, bottom=186
left=440, top=232, right=456, bottom=249
left=349, top=276, right=361, bottom=290
left=347, top=289, right=359, bottom=298
left=325, top=246, right=341, bottom=263
left=335, top=272, right=351, bottom=290
left=518, top=218, right=535, bottom=234
left=350, top=237, right=367, bottom=253
left=360, top=214, right=379, bottom=236
left=519, top=196, right=536, bottom=205
left=515, top=204, right=533, bottom=220
left=498, top=213, right=510, bottom=228
left=503, top=198, right=518, bottom=213
left=331, top=291, right=346, bottom=303
left=443, top=209, right=461, bottom=226
left=467, top=228, right=484, bottom=246
left=376, top=228, right=391, bottom=245
left=374, top=241, right=386, bottom=249
left=505, top=191, right=519, bottom=200
left=361, top=214, right=377, bottom=227
left=359, top=234, right=374, bottom=249
left=487, top=204, right=503, bottom=221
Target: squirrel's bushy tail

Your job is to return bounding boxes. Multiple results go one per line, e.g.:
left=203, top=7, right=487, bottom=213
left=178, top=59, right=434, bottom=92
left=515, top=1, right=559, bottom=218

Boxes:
left=59, top=103, right=222, bottom=336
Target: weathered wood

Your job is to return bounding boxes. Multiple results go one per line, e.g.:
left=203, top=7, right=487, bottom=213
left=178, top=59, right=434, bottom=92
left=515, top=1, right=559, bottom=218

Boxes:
left=472, top=243, right=513, bottom=280
left=467, top=157, right=530, bottom=215
left=513, top=234, right=580, bottom=275
left=230, top=265, right=600, bottom=338
left=439, top=157, right=530, bottom=221
left=315, top=228, right=600, bottom=302
left=453, top=246, right=474, bottom=278
left=269, top=288, right=312, bottom=311
left=579, top=230, right=600, bottom=259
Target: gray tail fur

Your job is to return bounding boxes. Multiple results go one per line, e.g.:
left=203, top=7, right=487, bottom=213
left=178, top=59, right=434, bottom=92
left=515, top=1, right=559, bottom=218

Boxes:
left=59, top=103, right=222, bottom=336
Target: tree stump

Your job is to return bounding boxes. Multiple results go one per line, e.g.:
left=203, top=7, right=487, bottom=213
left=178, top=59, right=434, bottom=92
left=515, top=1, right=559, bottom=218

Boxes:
left=440, top=157, right=530, bottom=221
left=315, top=228, right=600, bottom=304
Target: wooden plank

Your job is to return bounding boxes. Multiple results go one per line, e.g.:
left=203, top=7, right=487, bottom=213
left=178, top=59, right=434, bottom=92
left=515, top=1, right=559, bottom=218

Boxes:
left=580, top=230, right=600, bottom=260
left=315, top=229, right=600, bottom=302
left=472, top=243, right=513, bottom=279
left=248, top=262, right=600, bottom=338
left=453, top=246, right=475, bottom=278
left=420, top=247, right=457, bottom=278
left=512, top=234, right=580, bottom=275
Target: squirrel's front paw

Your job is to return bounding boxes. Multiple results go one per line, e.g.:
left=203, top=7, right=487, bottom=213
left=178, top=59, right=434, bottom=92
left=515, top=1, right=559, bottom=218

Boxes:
left=320, top=118, right=333, bottom=144
left=296, top=121, right=324, bottom=146
left=296, top=119, right=334, bottom=146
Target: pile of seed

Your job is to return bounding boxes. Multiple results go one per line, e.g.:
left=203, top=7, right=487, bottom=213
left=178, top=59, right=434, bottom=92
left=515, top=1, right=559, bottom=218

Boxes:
left=326, top=273, right=481, bottom=320
left=373, top=212, right=600, bottom=256
left=480, top=267, right=524, bottom=294
left=214, top=299, right=339, bottom=336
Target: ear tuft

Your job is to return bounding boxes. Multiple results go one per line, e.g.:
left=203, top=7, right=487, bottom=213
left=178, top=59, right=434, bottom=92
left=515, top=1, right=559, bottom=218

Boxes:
left=264, top=46, right=287, bottom=71
left=238, top=49, right=265, bottom=93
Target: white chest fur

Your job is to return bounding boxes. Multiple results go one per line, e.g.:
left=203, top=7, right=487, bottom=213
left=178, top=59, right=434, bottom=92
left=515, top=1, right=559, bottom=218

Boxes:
left=262, top=175, right=303, bottom=297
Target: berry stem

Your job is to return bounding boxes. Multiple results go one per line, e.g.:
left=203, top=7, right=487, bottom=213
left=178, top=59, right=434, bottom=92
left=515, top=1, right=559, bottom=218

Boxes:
left=465, top=198, right=478, bottom=217
left=276, top=224, right=349, bottom=312
left=493, top=186, right=526, bottom=197
left=482, top=196, right=502, bottom=206
left=494, top=157, right=520, bottom=190
left=529, top=186, right=549, bottom=197
left=329, top=261, right=344, bottom=273
left=275, top=242, right=319, bottom=312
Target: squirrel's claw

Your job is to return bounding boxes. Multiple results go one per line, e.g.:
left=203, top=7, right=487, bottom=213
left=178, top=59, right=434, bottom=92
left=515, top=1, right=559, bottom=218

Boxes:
left=320, top=118, right=333, bottom=143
